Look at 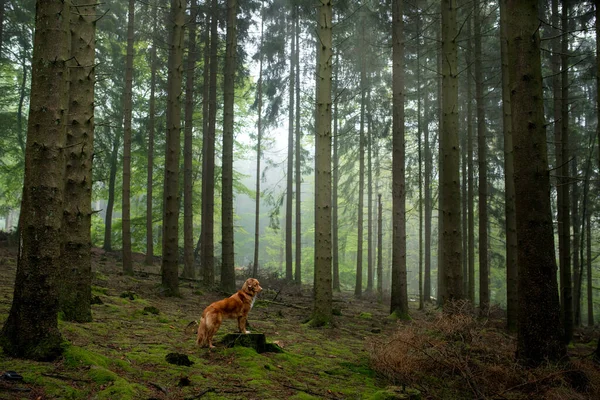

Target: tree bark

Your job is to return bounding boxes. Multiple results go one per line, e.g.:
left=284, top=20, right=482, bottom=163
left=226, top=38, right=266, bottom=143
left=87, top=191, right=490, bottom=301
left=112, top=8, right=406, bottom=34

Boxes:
left=253, top=1, right=264, bottom=278
left=474, top=0, right=488, bottom=313
left=146, top=1, right=160, bottom=266
left=440, top=0, right=463, bottom=304
left=182, top=0, right=198, bottom=280
left=500, top=0, right=518, bottom=332
left=103, top=130, right=120, bottom=252
left=201, top=1, right=218, bottom=286
left=310, top=0, right=333, bottom=327
left=161, top=0, right=186, bottom=296
left=332, top=51, right=340, bottom=292
left=355, top=9, right=367, bottom=298
left=122, top=0, right=135, bottom=276
left=221, top=0, right=237, bottom=293
left=507, top=0, right=566, bottom=366
left=390, top=0, right=408, bottom=317
left=294, top=11, right=302, bottom=285
left=60, top=0, right=96, bottom=322
left=285, top=12, right=294, bottom=282
left=0, top=0, right=70, bottom=361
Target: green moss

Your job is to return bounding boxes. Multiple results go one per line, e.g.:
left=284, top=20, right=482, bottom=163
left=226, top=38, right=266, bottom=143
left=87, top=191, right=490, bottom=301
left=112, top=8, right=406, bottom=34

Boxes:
left=88, top=365, right=118, bottom=384
left=366, top=387, right=421, bottom=400
left=359, top=312, right=373, bottom=319
left=92, top=285, right=109, bottom=295
left=388, top=311, right=411, bottom=321
left=96, top=377, right=146, bottom=400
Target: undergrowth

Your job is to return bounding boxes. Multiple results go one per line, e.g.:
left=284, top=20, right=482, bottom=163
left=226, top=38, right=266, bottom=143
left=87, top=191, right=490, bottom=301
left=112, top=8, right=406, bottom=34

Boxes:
left=368, top=301, right=600, bottom=399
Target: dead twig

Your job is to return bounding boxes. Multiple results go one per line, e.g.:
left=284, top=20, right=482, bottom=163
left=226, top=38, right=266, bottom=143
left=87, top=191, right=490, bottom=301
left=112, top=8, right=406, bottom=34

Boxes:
left=258, top=300, right=308, bottom=310
left=42, top=373, right=92, bottom=383
left=283, top=383, right=342, bottom=399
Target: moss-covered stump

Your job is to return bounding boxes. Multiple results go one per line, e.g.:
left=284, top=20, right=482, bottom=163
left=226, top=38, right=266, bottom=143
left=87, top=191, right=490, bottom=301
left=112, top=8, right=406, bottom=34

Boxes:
left=220, top=333, right=283, bottom=353
left=165, top=352, right=194, bottom=366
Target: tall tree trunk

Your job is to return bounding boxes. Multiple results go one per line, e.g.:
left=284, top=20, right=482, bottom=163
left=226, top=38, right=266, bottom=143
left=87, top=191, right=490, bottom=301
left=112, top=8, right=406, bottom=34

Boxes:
left=0, top=0, right=5, bottom=56
left=377, top=194, right=383, bottom=298
left=146, top=2, right=160, bottom=266
left=201, top=2, right=218, bottom=285
left=182, top=0, right=198, bottom=280
left=390, top=0, right=408, bottom=317
left=0, top=0, right=70, bottom=360
left=466, top=14, right=475, bottom=304
left=507, top=0, right=566, bottom=366
left=161, top=0, right=186, bottom=296
left=474, top=0, right=488, bottom=313
left=552, top=0, right=572, bottom=344
left=103, top=130, right=120, bottom=251
left=586, top=210, right=593, bottom=326
left=417, top=12, right=424, bottom=309
left=285, top=12, right=294, bottom=283
left=572, top=154, right=581, bottom=326
left=221, top=0, right=237, bottom=293
left=440, top=0, right=463, bottom=304
left=60, top=0, right=96, bottom=322
left=355, top=9, right=367, bottom=298
left=195, top=10, right=211, bottom=265
left=423, top=77, right=432, bottom=303
left=367, top=106, right=374, bottom=293
left=311, top=0, right=333, bottom=327
left=253, top=1, right=264, bottom=278
left=122, top=0, right=135, bottom=276
left=294, top=11, right=302, bottom=285
left=332, top=51, right=340, bottom=292
left=500, top=0, right=518, bottom=332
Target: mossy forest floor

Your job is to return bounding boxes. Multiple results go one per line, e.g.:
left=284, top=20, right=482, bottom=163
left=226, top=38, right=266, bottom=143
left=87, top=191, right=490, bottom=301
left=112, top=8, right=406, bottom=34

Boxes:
left=0, top=246, right=404, bottom=400
left=2, top=245, right=600, bottom=400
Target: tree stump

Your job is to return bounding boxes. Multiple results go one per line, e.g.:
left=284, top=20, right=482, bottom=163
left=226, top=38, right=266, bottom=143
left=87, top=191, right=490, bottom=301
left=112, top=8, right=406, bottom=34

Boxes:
left=220, top=333, right=283, bottom=353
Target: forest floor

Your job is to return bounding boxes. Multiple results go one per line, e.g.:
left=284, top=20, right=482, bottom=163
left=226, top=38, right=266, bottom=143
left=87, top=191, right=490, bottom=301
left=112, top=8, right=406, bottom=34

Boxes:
left=0, top=244, right=599, bottom=399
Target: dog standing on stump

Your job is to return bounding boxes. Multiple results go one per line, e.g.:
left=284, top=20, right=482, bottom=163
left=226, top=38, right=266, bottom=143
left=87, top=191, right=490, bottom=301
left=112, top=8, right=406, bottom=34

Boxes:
left=196, top=278, right=262, bottom=348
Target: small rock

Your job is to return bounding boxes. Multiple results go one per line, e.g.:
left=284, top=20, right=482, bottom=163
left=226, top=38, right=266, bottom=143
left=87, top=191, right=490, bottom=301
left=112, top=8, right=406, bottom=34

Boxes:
left=165, top=353, right=194, bottom=367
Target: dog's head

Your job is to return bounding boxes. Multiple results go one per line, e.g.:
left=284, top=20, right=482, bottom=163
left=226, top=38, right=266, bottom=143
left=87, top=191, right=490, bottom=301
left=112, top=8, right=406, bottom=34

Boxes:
left=242, top=278, right=262, bottom=297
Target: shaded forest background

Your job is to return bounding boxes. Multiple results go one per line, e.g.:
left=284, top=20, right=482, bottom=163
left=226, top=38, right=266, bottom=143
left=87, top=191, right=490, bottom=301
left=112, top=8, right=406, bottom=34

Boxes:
left=0, top=0, right=600, bottom=357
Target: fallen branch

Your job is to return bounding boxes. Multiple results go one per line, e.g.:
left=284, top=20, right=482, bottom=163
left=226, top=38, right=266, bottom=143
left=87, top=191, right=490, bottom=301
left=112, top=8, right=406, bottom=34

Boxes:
left=150, top=381, right=168, bottom=394
left=187, top=387, right=216, bottom=399
left=258, top=300, right=308, bottom=310
left=493, top=370, right=579, bottom=398
left=42, top=373, right=92, bottom=383
left=283, top=383, right=342, bottom=399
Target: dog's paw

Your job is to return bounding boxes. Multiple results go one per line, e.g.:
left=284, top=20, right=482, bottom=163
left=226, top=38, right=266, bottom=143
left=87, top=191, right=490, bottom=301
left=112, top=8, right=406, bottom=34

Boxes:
left=244, top=330, right=250, bottom=334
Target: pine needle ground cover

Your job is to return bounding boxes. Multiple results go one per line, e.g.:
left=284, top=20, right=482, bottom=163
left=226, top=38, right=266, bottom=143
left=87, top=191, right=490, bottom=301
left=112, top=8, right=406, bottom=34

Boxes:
left=0, top=245, right=599, bottom=399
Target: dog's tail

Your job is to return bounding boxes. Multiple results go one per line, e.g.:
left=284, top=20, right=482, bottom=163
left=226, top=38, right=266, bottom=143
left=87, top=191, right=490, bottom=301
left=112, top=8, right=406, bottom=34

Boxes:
left=195, top=317, right=207, bottom=346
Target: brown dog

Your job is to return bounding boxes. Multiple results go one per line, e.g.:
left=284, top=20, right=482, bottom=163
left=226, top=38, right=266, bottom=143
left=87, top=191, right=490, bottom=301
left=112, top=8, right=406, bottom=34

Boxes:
left=196, top=278, right=262, bottom=348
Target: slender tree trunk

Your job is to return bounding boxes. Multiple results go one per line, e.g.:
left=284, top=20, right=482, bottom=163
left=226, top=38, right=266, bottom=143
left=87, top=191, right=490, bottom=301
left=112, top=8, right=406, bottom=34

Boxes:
left=423, top=80, right=432, bottom=303
left=146, top=2, right=159, bottom=266
left=221, top=0, right=237, bottom=293
left=182, top=0, right=198, bottom=280
left=355, top=10, right=367, bottom=298
left=367, top=107, right=374, bottom=293
left=104, top=131, right=121, bottom=252
left=440, top=0, right=463, bottom=304
left=390, top=0, right=408, bottom=317
left=285, top=13, right=295, bottom=283
left=0, top=0, right=70, bottom=361
left=377, top=194, right=383, bottom=298
left=201, top=2, right=218, bottom=285
left=311, top=0, right=333, bottom=327
left=294, top=11, right=302, bottom=285
left=253, top=1, right=264, bottom=278
left=466, top=15, right=475, bottom=304
left=60, top=0, right=96, bottom=322
left=507, top=0, right=566, bottom=366
left=474, top=0, right=488, bottom=313
left=332, top=51, right=340, bottom=292
left=500, top=0, right=518, bottom=332
left=417, top=12, right=424, bottom=309
left=122, top=0, right=135, bottom=276
left=572, top=155, right=581, bottom=326
left=161, top=0, right=186, bottom=296
left=195, top=10, right=211, bottom=265
left=586, top=211, right=593, bottom=326
left=0, top=0, right=5, bottom=56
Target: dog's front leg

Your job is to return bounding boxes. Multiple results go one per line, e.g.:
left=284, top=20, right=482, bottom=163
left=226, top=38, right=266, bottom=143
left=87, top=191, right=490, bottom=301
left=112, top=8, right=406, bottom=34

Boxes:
left=238, top=316, right=250, bottom=334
